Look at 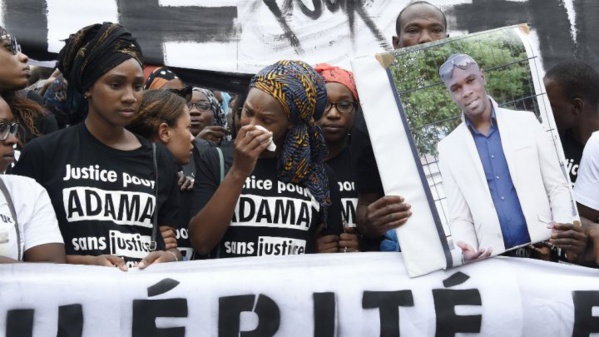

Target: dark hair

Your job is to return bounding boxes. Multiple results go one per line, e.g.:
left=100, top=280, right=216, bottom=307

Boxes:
left=0, top=27, right=47, bottom=146
left=231, top=91, right=247, bottom=117
left=1, top=91, right=46, bottom=147
left=229, top=90, right=247, bottom=139
left=395, top=1, right=447, bottom=35
left=126, top=90, right=187, bottom=139
left=545, top=59, right=599, bottom=110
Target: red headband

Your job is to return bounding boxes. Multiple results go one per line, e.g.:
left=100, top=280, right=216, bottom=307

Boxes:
left=314, top=63, right=359, bottom=103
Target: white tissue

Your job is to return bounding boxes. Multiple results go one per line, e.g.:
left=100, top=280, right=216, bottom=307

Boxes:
left=254, top=125, right=277, bottom=152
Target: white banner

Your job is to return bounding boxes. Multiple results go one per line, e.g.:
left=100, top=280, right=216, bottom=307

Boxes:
left=1, top=254, right=599, bottom=336
left=1, top=0, right=596, bottom=76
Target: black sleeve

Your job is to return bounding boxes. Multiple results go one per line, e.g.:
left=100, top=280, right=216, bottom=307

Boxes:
left=27, top=89, right=59, bottom=136
left=35, top=114, right=59, bottom=136
left=219, top=141, right=235, bottom=171
left=11, top=138, right=45, bottom=183
left=155, top=144, right=181, bottom=228
left=193, top=137, right=216, bottom=155
left=350, top=107, right=384, bottom=196
left=320, top=164, right=343, bottom=236
left=26, top=89, right=44, bottom=105
left=189, top=148, right=221, bottom=217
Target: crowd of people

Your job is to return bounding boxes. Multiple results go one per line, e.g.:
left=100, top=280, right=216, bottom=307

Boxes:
left=0, top=1, right=598, bottom=270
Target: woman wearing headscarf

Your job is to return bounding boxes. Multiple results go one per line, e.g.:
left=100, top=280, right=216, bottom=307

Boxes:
left=0, top=26, right=58, bottom=153
left=189, top=87, right=229, bottom=143
left=180, top=87, right=231, bottom=197
left=13, top=22, right=182, bottom=270
left=177, top=87, right=228, bottom=193
left=314, top=63, right=362, bottom=253
left=189, top=60, right=343, bottom=258
left=144, top=66, right=184, bottom=90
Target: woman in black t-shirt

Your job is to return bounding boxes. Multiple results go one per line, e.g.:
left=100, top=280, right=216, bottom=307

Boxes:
left=127, top=89, right=195, bottom=260
left=314, top=63, right=362, bottom=253
left=13, top=23, right=182, bottom=270
left=189, top=60, right=343, bottom=258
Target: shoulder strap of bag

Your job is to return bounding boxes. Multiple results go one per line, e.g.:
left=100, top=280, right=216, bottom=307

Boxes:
left=214, top=147, right=226, bottom=258
left=149, top=143, right=158, bottom=251
left=0, top=177, right=21, bottom=260
left=215, top=147, right=225, bottom=183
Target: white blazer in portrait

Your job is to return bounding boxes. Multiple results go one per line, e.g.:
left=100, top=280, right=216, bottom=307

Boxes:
left=437, top=98, right=573, bottom=254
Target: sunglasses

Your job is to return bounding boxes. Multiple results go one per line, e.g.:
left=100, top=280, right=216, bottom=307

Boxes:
left=439, top=54, right=477, bottom=82
left=186, top=101, right=212, bottom=111
left=1, top=34, right=21, bottom=55
left=0, top=122, right=19, bottom=141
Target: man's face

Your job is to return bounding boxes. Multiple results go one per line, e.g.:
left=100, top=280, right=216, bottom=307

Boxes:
left=544, top=77, right=576, bottom=132
left=393, top=4, right=447, bottom=49
left=446, top=66, right=490, bottom=120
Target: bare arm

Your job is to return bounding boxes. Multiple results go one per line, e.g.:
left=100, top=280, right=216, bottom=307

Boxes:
left=580, top=215, right=599, bottom=266
left=0, top=244, right=66, bottom=264
left=0, top=256, right=18, bottom=263
left=578, top=203, right=599, bottom=224
left=189, top=125, right=271, bottom=255
left=24, top=243, right=66, bottom=263
left=66, top=254, right=128, bottom=271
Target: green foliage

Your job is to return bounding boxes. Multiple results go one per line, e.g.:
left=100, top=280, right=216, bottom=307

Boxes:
left=389, top=28, right=534, bottom=156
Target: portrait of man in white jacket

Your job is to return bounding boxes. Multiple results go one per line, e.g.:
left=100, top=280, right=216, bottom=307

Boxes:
left=436, top=53, right=578, bottom=263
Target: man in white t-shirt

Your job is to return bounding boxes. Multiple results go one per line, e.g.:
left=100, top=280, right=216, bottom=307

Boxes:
left=573, top=132, right=599, bottom=265
left=575, top=132, right=599, bottom=219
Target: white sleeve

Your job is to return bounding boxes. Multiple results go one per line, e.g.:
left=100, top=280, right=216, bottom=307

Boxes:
left=532, top=115, right=574, bottom=223
left=574, top=132, right=599, bottom=211
left=20, top=178, right=64, bottom=252
left=437, top=140, right=478, bottom=251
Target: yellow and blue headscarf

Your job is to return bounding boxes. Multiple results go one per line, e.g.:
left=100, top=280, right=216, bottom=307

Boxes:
left=250, top=60, right=331, bottom=224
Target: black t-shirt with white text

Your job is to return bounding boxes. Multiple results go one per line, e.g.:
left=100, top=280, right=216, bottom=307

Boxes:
left=350, top=107, right=384, bottom=196
left=325, top=146, right=357, bottom=228
left=13, top=123, right=180, bottom=265
left=560, top=129, right=584, bottom=186
left=192, top=149, right=343, bottom=258
left=326, top=145, right=382, bottom=251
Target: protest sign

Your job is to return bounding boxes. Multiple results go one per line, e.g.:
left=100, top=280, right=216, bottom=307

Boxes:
left=1, top=254, right=598, bottom=336
left=351, top=25, right=578, bottom=277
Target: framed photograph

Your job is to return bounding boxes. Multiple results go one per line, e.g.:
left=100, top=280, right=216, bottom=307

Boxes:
left=351, top=25, right=578, bottom=277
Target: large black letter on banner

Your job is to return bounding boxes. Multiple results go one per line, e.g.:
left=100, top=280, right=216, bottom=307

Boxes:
left=132, top=299, right=188, bottom=337
left=132, top=278, right=188, bottom=337
left=57, top=304, right=84, bottom=337
left=6, top=309, right=34, bottom=337
left=314, top=292, right=336, bottom=337
left=572, top=291, right=599, bottom=336
left=432, top=289, right=482, bottom=337
left=116, top=0, right=237, bottom=65
left=218, top=294, right=280, bottom=337
left=362, top=290, right=414, bottom=337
